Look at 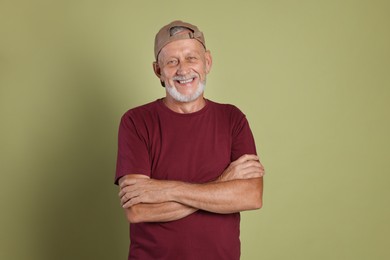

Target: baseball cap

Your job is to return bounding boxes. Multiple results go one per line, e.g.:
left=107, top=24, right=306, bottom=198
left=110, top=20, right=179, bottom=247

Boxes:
left=154, top=20, right=206, bottom=60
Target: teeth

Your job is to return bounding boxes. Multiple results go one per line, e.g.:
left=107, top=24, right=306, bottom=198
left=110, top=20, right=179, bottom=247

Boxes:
left=179, top=78, right=193, bottom=84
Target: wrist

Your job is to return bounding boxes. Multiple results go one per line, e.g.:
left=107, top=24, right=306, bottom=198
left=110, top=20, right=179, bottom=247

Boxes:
left=169, top=181, right=191, bottom=203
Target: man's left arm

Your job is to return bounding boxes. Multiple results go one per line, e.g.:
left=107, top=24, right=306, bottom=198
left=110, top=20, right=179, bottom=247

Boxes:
left=120, top=178, right=262, bottom=214
left=119, top=154, right=264, bottom=214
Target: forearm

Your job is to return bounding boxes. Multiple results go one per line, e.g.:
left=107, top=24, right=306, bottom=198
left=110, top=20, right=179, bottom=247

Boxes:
left=124, top=201, right=197, bottom=223
left=119, top=156, right=264, bottom=216
left=170, top=177, right=263, bottom=214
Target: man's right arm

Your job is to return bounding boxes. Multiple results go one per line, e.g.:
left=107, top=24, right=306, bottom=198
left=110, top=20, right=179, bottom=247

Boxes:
left=119, top=174, right=197, bottom=223
left=119, top=154, right=264, bottom=223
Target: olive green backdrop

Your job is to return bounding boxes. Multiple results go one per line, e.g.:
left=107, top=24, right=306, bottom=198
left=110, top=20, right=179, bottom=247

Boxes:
left=1, top=0, right=389, bottom=259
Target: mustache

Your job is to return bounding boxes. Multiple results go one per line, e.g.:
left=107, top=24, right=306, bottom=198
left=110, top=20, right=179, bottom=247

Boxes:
left=172, top=74, right=198, bottom=81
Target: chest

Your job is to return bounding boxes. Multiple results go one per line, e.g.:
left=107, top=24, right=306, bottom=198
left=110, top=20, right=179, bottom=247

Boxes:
left=147, top=114, right=232, bottom=183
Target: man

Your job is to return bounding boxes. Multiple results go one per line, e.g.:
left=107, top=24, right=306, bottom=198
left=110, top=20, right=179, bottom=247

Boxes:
left=115, top=20, right=265, bottom=260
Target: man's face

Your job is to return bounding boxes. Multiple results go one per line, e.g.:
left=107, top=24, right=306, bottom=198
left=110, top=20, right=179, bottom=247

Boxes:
left=154, top=38, right=212, bottom=103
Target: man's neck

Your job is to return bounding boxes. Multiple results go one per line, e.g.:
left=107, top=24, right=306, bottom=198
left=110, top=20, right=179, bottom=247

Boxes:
left=163, top=96, right=206, bottom=114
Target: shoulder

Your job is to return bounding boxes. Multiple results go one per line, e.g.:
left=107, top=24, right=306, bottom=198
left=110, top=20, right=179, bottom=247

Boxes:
left=118, top=100, right=164, bottom=131
left=121, top=99, right=161, bottom=120
left=207, top=100, right=246, bottom=119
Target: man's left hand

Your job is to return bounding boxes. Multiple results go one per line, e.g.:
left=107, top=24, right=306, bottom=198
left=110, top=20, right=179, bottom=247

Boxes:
left=119, top=178, right=177, bottom=208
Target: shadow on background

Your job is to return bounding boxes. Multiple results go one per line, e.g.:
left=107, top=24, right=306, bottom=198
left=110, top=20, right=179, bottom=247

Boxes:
left=28, top=57, right=131, bottom=259
left=0, top=40, right=132, bottom=259
left=34, top=63, right=124, bottom=259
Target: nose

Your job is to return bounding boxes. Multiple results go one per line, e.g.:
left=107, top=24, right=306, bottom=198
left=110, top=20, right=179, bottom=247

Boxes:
left=176, top=61, right=190, bottom=76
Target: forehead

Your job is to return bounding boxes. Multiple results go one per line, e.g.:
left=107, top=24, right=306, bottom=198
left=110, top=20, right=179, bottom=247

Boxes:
left=159, top=38, right=205, bottom=59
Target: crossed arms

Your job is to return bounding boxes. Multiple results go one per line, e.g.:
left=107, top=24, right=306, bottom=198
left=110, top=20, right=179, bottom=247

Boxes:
left=118, top=154, right=265, bottom=223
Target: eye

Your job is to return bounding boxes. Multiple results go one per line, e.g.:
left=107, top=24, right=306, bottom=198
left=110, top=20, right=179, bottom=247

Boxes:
left=188, top=56, right=197, bottom=61
left=167, top=59, right=178, bottom=66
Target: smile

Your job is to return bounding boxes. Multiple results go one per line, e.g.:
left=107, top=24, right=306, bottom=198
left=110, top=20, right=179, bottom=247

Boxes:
left=177, top=78, right=194, bottom=84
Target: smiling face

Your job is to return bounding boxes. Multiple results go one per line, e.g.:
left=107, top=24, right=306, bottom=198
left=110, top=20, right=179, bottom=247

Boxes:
left=153, top=38, right=212, bottom=104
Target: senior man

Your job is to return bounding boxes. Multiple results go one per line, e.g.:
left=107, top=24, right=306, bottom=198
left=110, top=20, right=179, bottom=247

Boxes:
left=115, top=20, right=265, bottom=260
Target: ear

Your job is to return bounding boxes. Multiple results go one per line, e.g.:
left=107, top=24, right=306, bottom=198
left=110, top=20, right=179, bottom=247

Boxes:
left=153, top=61, right=162, bottom=79
left=153, top=61, right=166, bottom=87
left=204, top=50, right=213, bottom=74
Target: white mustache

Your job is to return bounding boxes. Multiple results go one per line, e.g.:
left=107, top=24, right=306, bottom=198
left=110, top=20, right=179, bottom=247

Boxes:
left=172, top=75, right=198, bottom=81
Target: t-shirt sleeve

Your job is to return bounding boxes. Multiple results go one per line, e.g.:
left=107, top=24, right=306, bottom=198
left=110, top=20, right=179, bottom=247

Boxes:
left=230, top=107, right=257, bottom=161
left=115, top=111, right=151, bottom=185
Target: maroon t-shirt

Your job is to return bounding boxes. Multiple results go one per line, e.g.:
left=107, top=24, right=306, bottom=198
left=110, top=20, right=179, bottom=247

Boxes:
left=116, top=99, right=257, bottom=260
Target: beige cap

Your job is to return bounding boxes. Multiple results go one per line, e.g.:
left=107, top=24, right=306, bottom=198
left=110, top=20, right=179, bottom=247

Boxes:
left=154, top=20, right=206, bottom=60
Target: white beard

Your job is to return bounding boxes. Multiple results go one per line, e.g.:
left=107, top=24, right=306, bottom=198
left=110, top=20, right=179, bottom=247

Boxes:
left=165, top=80, right=206, bottom=103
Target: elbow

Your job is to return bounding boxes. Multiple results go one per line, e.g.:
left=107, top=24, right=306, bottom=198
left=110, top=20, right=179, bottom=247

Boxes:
left=126, top=214, right=140, bottom=224
left=241, top=189, right=262, bottom=211
left=250, top=178, right=263, bottom=210
left=125, top=207, right=142, bottom=224
left=242, top=195, right=262, bottom=211
left=253, top=196, right=263, bottom=210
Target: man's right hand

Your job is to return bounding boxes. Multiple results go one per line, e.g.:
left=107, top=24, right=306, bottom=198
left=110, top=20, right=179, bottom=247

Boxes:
left=217, top=154, right=265, bottom=182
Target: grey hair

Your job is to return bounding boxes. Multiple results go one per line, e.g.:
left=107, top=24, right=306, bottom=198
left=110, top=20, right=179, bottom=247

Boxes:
left=157, top=26, right=191, bottom=64
left=170, top=26, right=192, bottom=36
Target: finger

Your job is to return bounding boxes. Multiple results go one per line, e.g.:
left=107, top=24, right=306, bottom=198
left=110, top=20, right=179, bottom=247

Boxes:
left=119, top=186, right=138, bottom=202
left=118, top=186, right=134, bottom=198
left=119, top=178, right=138, bottom=189
left=235, top=154, right=259, bottom=164
left=230, top=158, right=260, bottom=173
left=120, top=193, right=129, bottom=205
left=239, top=161, right=264, bottom=173
left=120, top=193, right=134, bottom=205
left=118, top=189, right=129, bottom=198
left=244, top=173, right=263, bottom=179
left=243, top=160, right=262, bottom=168
left=243, top=154, right=259, bottom=162
left=245, top=171, right=264, bottom=178
left=120, top=188, right=142, bottom=204
left=240, top=166, right=265, bottom=178
left=122, top=197, right=140, bottom=208
left=119, top=176, right=134, bottom=187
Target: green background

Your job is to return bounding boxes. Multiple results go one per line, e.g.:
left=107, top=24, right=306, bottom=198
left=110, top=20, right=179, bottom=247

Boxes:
left=1, top=0, right=389, bottom=259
